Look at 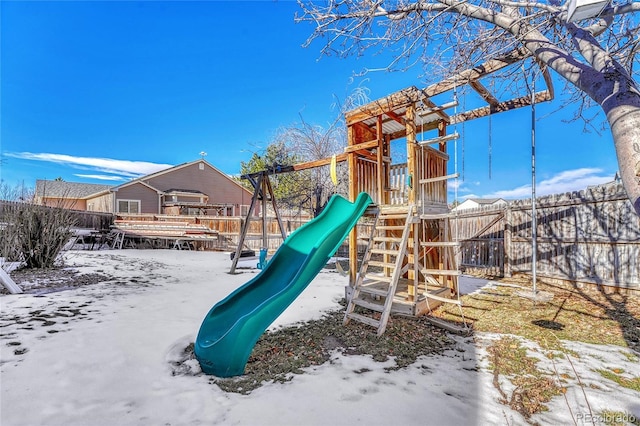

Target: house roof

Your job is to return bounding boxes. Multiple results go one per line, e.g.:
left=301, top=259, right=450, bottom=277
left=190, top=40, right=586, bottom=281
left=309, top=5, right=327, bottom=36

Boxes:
left=466, top=198, right=506, bottom=205
left=113, top=159, right=252, bottom=196
left=35, top=180, right=113, bottom=199
left=36, top=159, right=252, bottom=200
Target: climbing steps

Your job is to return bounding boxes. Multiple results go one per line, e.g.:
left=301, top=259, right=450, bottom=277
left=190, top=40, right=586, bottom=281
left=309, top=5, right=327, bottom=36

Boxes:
left=344, top=206, right=469, bottom=335
left=344, top=205, right=415, bottom=336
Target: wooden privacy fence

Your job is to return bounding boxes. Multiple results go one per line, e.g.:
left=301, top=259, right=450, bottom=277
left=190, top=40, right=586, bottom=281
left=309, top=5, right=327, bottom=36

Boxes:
left=451, top=183, right=640, bottom=290
left=0, top=200, right=114, bottom=230
left=199, top=216, right=309, bottom=251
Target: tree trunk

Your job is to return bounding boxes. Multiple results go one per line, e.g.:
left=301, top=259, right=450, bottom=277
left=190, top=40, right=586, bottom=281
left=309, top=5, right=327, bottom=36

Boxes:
left=603, top=93, right=640, bottom=215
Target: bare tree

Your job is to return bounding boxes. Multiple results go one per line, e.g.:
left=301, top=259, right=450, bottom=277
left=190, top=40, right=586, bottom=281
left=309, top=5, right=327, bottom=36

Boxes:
left=297, top=0, right=640, bottom=215
left=275, top=115, right=346, bottom=216
left=275, top=86, right=372, bottom=216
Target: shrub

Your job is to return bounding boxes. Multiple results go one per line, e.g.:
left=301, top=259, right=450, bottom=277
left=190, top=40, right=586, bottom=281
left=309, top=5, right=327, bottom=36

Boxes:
left=1, top=183, right=77, bottom=269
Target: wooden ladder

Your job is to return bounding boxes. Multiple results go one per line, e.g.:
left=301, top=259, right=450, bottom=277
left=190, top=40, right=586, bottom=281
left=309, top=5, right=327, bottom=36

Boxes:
left=419, top=212, right=460, bottom=292
left=344, top=205, right=415, bottom=336
left=419, top=212, right=469, bottom=333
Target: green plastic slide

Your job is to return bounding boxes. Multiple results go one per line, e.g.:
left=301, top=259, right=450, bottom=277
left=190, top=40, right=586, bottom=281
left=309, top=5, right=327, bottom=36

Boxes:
left=195, top=192, right=372, bottom=377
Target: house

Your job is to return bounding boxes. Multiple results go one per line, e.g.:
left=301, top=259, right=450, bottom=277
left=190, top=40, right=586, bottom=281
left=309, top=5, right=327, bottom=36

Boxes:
left=34, top=180, right=112, bottom=210
left=37, top=159, right=255, bottom=217
left=451, top=197, right=508, bottom=211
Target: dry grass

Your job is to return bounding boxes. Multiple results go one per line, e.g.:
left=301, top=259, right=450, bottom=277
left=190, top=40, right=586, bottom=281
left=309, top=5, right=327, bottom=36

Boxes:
left=434, top=276, right=640, bottom=352
left=596, top=368, right=640, bottom=392
left=430, top=275, right=640, bottom=419
left=487, top=336, right=565, bottom=419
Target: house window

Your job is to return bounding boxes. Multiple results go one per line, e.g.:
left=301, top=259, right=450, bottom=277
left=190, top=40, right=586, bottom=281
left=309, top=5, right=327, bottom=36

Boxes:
left=117, top=199, right=140, bottom=214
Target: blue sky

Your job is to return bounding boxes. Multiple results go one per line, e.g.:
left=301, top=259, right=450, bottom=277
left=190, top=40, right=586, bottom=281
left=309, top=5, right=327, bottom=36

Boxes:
left=1, top=0, right=620, bottom=201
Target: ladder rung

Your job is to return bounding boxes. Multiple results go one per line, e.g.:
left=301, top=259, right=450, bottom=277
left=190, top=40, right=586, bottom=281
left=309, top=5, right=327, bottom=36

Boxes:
left=417, top=132, right=459, bottom=146
left=376, top=225, right=405, bottom=231
left=352, top=298, right=385, bottom=312
left=419, top=173, right=460, bottom=184
left=370, top=248, right=400, bottom=255
left=421, top=268, right=461, bottom=276
left=368, top=260, right=396, bottom=268
left=420, top=241, right=460, bottom=247
left=346, top=312, right=380, bottom=328
left=424, top=293, right=462, bottom=305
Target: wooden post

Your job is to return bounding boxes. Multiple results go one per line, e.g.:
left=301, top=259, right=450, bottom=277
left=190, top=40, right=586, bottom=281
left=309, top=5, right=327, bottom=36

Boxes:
left=406, top=104, right=417, bottom=206
left=261, top=175, right=268, bottom=248
left=230, top=173, right=263, bottom=273
left=504, top=205, right=512, bottom=277
left=405, top=104, right=417, bottom=298
left=376, top=115, right=384, bottom=205
left=348, top=125, right=359, bottom=287
left=383, top=135, right=391, bottom=205
left=265, top=175, right=287, bottom=241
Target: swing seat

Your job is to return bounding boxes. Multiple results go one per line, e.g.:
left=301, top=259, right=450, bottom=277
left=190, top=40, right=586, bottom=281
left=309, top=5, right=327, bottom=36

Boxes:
left=230, top=249, right=256, bottom=260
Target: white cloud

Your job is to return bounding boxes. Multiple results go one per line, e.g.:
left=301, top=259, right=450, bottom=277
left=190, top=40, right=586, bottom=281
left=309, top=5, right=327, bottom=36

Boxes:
left=73, top=174, right=127, bottom=181
left=482, top=168, right=614, bottom=199
left=449, top=180, right=480, bottom=194
left=6, top=152, right=172, bottom=177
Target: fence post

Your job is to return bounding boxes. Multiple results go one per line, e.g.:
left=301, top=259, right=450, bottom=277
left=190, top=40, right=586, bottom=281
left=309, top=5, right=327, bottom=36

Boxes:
left=504, top=205, right=512, bottom=277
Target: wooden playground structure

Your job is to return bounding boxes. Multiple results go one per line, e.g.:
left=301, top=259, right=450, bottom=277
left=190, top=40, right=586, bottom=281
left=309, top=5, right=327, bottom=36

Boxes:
left=232, top=49, right=554, bottom=335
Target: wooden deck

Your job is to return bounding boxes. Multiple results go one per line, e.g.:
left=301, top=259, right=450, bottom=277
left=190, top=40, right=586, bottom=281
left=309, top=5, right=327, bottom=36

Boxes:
left=111, top=219, right=227, bottom=250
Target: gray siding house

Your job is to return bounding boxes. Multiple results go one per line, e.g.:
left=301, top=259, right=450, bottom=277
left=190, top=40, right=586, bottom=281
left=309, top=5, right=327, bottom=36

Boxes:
left=38, top=159, right=254, bottom=216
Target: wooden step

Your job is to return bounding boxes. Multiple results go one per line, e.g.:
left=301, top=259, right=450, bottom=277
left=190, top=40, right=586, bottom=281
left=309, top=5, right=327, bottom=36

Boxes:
left=368, top=260, right=396, bottom=269
left=376, top=225, right=405, bottom=231
left=373, top=236, right=403, bottom=243
left=421, top=268, right=461, bottom=276
left=346, top=312, right=380, bottom=328
left=380, top=206, right=409, bottom=214
left=370, top=248, right=401, bottom=256
left=352, top=297, right=385, bottom=312
left=379, top=213, right=409, bottom=220
left=362, top=276, right=393, bottom=285
left=358, top=286, right=391, bottom=298
left=424, top=292, right=462, bottom=306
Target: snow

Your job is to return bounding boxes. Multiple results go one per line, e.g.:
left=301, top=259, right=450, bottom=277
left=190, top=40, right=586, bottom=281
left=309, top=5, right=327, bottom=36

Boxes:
left=1, top=250, right=638, bottom=426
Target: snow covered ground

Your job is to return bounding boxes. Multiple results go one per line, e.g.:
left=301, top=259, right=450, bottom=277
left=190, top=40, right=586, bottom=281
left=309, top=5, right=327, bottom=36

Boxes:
left=1, top=250, right=638, bottom=426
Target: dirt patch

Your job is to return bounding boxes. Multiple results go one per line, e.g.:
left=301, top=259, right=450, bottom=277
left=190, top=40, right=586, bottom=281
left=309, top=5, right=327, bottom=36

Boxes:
left=3, top=267, right=114, bottom=294
left=194, top=306, right=457, bottom=394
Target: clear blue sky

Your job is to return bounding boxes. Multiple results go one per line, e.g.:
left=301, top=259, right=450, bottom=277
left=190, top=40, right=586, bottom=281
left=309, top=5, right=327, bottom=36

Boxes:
left=1, top=0, right=621, bottom=201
